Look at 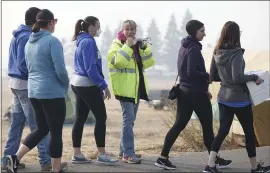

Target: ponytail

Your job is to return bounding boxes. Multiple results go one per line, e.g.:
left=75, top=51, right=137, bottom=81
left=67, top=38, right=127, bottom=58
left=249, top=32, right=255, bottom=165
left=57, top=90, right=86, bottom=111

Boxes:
left=72, top=19, right=84, bottom=41
left=32, top=21, right=41, bottom=33
left=32, top=20, right=50, bottom=33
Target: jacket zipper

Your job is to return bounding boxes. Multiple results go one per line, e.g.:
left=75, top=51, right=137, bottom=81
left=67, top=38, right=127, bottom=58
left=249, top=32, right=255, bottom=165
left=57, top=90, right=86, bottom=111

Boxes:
left=134, top=54, right=138, bottom=104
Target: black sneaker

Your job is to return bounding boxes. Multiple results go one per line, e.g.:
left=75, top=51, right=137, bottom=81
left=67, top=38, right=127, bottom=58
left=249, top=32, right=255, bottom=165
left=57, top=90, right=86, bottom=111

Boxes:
left=215, top=156, right=232, bottom=169
left=203, top=165, right=222, bottom=173
left=154, top=157, right=176, bottom=170
left=6, top=155, right=19, bottom=173
left=251, top=162, right=270, bottom=173
left=265, top=166, right=270, bottom=173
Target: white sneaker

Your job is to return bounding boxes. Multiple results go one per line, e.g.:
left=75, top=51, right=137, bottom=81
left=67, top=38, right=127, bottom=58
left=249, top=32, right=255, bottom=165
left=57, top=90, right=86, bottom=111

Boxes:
left=72, top=154, right=91, bottom=164
left=96, top=154, right=119, bottom=165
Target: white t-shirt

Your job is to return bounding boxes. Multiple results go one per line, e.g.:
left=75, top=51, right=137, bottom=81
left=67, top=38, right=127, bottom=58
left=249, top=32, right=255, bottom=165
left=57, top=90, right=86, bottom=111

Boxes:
left=70, top=74, right=95, bottom=87
left=9, top=77, right=28, bottom=90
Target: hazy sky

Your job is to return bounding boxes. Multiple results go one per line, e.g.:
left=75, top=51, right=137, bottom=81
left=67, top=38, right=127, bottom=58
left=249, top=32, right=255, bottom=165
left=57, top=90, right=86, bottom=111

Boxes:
left=2, top=1, right=269, bottom=69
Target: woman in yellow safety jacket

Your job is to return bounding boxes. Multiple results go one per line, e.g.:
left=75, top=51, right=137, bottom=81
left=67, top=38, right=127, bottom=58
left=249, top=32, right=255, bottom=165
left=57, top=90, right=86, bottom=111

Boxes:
left=107, top=20, right=155, bottom=164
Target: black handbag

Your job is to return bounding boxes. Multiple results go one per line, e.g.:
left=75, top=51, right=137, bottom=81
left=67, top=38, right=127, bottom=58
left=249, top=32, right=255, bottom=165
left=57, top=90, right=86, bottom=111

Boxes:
left=167, top=75, right=180, bottom=100
left=168, top=45, right=190, bottom=100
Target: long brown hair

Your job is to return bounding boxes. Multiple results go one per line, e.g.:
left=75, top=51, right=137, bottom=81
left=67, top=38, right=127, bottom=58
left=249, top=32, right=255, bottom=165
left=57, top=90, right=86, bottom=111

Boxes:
left=72, top=16, right=99, bottom=41
left=215, top=21, right=241, bottom=51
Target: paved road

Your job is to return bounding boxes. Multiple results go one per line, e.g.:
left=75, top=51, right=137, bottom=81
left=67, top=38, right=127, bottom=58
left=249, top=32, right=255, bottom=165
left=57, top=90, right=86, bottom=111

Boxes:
left=18, top=146, right=270, bottom=172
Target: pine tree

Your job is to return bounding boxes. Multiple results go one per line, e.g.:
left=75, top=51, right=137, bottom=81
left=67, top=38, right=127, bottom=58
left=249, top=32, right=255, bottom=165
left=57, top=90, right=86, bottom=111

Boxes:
left=162, top=13, right=181, bottom=73
left=100, top=25, right=114, bottom=79
left=136, top=24, right=144, bottom=38
left=179, top=9, right=193, bottom=39
left=146, top=18, right=162, bottom=66
left=100, top=25, right=114, bottom=57
left=60, top=37, right=76, bottom=68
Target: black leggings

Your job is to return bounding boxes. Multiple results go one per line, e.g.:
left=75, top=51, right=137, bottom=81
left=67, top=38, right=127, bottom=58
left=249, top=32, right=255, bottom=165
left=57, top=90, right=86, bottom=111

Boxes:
left=23, top=98, right=66, bottom=158
left=211, top=103, right=256, bottom=158
left=161, top=90, right=214, bottom=157
left=71, top=85, right=107, bottom=148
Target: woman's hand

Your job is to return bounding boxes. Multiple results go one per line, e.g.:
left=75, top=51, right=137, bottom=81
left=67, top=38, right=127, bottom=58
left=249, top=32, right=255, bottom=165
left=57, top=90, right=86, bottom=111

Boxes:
left=126, top=38, right=134, bottom=47
left=136, top=38, right=147, bottom=49
left=207, top=91, right=213, bottom=100
left=255, top=77, right=264, bottom=85
left=104, top=87, right=111, bottom=100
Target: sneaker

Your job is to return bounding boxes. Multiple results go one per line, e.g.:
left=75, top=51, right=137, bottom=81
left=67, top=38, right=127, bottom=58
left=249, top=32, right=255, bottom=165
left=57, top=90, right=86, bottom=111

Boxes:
left=6, top=155, right=19, bottom=173
left=154, top=157, right=176, bottom=170
left=41, top=162, right=68, bottom=171
left=215, top=156, right=232, bottom=169
left=1, top=162, right=25, bottom=170
left=265, top=166, right=270, bottom=173
left=122, top=155, right=141, bottom=164
left=1, top=156, right=25, bottom=171
left=71, top=154, right=92, bottom=164
left=251, top=162, right=270, bottom=173
left=96, top=154, right=119, bottom=165
left=118, top=153, right=142, bottom=159
left=203, top=165, right=222, bottom=173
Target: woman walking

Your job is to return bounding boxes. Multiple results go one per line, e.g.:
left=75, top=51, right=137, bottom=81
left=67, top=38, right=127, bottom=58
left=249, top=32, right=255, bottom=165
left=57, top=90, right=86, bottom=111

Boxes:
left=203, top=21, right=270, bottom=173
left=70, top=16, right=118, bottom=164
left=155, top=20, right=231, bottom=170
left=6, top=9, right=69, bottom=173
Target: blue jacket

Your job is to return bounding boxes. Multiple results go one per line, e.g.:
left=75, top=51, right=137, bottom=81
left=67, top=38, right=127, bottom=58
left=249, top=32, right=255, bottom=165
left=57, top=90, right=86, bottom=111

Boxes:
left=178, top=35, right=209, bottom=93
left=74, top=32, right=107, bottom=90
left=8, top=25, right=31, bottom=80
left=25, top=30, right=69, bottom=99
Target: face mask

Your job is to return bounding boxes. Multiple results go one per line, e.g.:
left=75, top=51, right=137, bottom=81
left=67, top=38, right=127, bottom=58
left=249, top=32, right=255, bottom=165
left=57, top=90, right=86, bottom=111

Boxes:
left=95, top=28, right=102, bottom=37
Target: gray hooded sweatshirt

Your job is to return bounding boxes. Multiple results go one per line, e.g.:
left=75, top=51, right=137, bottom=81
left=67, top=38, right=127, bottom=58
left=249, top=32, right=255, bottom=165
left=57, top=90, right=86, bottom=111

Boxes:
left=209, top=47, right=258, bottom=103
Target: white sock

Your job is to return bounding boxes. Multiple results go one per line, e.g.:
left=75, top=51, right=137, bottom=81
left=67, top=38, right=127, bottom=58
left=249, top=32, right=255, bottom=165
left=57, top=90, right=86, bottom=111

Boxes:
left=160, top=156, right=167, bottom=160
left=208, top=151, right=217, bottom=167
left=250, top=157, right=257, bottom=170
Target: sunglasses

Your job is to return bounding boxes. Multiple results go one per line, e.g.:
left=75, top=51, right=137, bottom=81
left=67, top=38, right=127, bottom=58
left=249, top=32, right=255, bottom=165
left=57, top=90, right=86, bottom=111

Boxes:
left=37, top=19, right=58, bottom=24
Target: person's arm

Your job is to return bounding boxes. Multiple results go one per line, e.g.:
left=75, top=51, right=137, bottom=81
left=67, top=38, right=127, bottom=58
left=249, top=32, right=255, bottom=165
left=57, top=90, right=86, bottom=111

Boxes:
left=187, top=47, right=209, bottom=80
left=82, top=40, right=108, bottom=90
left=16, top=36, right=29, bottom=77
left=50, top=37, right=70, bottom=91
left=209, top=55, right=221, bottom=82
left=231, top=51, right=258, bottom=83
left=138, top=43, right=155, bottom=69
left=108, top=42, right=133, bottom=69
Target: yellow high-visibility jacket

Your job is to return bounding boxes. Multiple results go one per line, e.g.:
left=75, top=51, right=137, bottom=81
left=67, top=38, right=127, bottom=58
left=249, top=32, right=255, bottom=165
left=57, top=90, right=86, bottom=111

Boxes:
left=107, top=39, right=155, bottom=103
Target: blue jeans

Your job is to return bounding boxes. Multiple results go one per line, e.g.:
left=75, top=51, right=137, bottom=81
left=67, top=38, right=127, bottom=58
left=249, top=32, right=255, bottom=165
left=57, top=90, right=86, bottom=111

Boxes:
left=119, top=101, right=139, bottom=157
left=2, top=89, right=51, bottom=166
